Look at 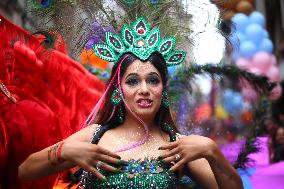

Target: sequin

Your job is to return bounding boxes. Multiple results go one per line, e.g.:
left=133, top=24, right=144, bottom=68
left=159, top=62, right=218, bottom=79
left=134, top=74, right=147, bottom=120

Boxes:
left=80, top=159, right=187, bottom=189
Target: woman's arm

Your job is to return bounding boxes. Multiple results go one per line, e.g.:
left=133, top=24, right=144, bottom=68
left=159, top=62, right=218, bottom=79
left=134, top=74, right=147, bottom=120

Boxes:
left=18, top=144, right=75, bottom=180
left=18, top=124, right=121, bottom=181
left=186, top=143, right=243, bottom=189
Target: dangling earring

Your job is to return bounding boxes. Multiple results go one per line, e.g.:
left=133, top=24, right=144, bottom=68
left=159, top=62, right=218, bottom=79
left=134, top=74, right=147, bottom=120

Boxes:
left=117, top=105, right=124, bottom=123
left=161, top=90, right=170, bottom=108
left=111, top=88, right=124, bottom=123
left=111, top=88, right=123, bottom=105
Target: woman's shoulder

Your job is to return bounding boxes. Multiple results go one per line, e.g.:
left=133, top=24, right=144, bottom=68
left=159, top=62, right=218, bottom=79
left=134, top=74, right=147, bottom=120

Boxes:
left=64, top=124, right=101, bottom=142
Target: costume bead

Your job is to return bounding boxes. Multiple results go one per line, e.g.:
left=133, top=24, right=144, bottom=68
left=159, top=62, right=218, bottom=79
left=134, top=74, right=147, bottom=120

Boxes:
left=80, top=159, right=195, bottom=189
left=92, top=17, right=187, bottom=66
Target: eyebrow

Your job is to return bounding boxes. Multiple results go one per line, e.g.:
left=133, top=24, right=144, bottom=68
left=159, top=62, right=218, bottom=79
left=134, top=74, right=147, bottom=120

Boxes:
left=125, top=72, right=160, bottom=80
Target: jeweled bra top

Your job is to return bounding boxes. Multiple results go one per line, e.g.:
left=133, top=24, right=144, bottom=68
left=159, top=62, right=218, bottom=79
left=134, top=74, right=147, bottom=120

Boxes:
left=79, top=125, right=197, bottom=189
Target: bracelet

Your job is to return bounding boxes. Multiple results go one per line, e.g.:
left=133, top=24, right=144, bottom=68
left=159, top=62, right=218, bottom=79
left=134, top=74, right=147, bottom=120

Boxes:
left=56, top=141, right=65, bottom=163
left=47, top=141, right=64, bottom=165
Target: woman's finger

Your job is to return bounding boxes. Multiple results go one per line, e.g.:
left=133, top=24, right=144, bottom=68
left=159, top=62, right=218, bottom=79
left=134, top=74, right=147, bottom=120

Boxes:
left=160, top=147, right=179, bottom=159
left=96, top=146, right=121, bottom=159
left=97, top=154, right=128, bottom=165
left=163, top=152, right=183, bottom=163
left=158, top=141, right=178, bottom=150
left=169, top=158, right=186, bottom=172
left=94, top=161, right=121, bottom=173
left=82, top=164, right=106, bottom=181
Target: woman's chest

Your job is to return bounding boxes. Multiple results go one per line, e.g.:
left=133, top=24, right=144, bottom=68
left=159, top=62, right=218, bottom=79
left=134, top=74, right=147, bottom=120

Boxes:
left=97, top=132, right=169, bottom=160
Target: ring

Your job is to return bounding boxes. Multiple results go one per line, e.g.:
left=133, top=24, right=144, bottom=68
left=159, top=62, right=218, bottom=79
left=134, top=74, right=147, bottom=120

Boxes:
left=95, top=161, right=104, bottom=170
left=175, top=154, right=181, bottom=161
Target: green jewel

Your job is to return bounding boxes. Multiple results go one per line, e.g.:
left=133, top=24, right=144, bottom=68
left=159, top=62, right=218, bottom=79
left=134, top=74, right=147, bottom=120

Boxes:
left=161, top=90, right=170, bottom=108
left=111, top=88, right=122, bottom=105
left=92, top=16, right=187, bottom=66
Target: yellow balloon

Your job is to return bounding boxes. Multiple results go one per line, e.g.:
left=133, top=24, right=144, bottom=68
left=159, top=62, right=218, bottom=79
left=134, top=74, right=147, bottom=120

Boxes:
left=215, top=105, right=228, bottom=120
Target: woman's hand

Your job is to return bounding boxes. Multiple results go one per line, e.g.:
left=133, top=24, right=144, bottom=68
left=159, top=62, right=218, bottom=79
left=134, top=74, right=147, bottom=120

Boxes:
left=61, top=141, right=124, bottom=180
left=159, top=135, right=217, bottom=172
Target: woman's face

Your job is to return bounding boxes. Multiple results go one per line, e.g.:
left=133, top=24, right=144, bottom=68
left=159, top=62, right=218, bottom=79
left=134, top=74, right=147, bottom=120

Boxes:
left=121, top=59, right=163, bottom=120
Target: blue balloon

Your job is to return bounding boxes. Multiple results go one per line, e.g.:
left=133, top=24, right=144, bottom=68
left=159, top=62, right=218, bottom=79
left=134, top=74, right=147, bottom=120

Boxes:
left=232, top=13, right=249, bottom=32
left=263, top=30, right=269, bottom=38
left=230, top=32, right=246, bottom=47
left=240, top=40, right=257, bottom=58
left=245, top=24, right=264, bottom=44
left=249, top=11, right=265, bottom=27
left=230, top=34, right=239, bottom=47
left=236, top=32, right=246, bottom=43
left=232, top=94, right=243, bottom=107
left=224, top=90, right=244, bottom=116
left=258, top=38, right=274, bottom=53
left=224, top=89, right=234, bottom=101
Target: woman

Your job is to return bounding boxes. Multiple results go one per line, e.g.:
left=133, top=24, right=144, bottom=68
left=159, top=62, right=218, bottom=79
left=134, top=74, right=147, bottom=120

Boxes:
left=19, top=17, right=243, bottom=189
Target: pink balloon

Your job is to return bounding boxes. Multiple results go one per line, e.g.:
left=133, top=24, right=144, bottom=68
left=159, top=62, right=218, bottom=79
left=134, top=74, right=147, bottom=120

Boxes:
left=248, top=66, right=261, bottom=75
left=266, top=65, right=280, bottom=82
left=269, top=83, right=282, bottom=100
left=252, top=52, right=272, bottom=74
left=270, top=55, right=277, bottom=65
left=236, top=58, right=252, bottom=70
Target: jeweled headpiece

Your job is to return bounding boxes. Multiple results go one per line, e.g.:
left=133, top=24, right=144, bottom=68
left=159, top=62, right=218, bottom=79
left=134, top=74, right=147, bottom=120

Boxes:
left=92, top=17, right=187, bottom=67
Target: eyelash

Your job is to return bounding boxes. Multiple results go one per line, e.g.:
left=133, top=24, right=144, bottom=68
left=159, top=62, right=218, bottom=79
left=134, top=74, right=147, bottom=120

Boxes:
left=147, top=77, right=160, bottom=85
left=125, top=77, right=160, bottom=86
left=126, top=78, right=138, bottom=86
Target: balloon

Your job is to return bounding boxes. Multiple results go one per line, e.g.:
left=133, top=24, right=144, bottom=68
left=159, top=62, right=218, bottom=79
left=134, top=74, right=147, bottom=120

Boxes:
left=245, top=24, right=264, bottom=44
left=223, top=90, right=244, bottom=116
left=230, top=32, right=245, bottom=46
left=249, top=11, right=265, bottom=27
left=236, top=31, right=246, bottom=43
left=232, top=13, right=250, bottom=32
left=215, top=105, right=228, bottom=120
left=240, top=40, right=257, bottom=58
left=263, top=30, right=269, bottom=38
left=258, top=38, right=274, bottom=53
left=269, top=84, right=282, bottom=100
left=252, top=52, right=272, bottom=73
left=224, top=89, right=234, bottom=101
left=236, top=58, right=252, bottom=69
left=236, top=1, right=253, bottom=15
left=266, top=65, right=280, bottom=82
left=271, top=55, right=277, bottom=65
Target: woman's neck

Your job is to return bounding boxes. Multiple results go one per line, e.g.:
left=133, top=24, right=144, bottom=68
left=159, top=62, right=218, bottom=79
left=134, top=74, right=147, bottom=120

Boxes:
left=120, top=113, right=158, bottom=133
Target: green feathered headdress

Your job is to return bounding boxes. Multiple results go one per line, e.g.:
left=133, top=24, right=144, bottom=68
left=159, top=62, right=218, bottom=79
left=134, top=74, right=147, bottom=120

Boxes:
left=92, top=16, right=187, bottom=67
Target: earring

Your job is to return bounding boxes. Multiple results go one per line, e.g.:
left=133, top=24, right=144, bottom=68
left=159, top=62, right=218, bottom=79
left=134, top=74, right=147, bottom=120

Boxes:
left=117, top=105, right=124, bottom=123
left=161, top=90, right=170, bottom=108
left=111, top=88, right=123, bottom=105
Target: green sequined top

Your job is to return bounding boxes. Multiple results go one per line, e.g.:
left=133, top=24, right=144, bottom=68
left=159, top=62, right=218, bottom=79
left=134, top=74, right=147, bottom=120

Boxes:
left=79, top=125, right=198, bottom=189
left=80, top=159, right=184, bottom=189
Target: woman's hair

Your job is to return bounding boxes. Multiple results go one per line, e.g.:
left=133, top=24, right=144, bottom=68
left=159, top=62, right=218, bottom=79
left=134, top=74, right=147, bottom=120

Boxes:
left=95, top=51, right=178, bottom=133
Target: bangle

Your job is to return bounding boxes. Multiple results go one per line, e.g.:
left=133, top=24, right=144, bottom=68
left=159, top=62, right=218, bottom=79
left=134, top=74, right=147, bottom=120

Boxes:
left=48, top=142, right=64, bottom=165
left=56, top=141, right=65, bottom=163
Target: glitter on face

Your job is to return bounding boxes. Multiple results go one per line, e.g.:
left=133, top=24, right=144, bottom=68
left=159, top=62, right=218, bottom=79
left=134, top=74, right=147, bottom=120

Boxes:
left=121, top=60, right=163, bottom=120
